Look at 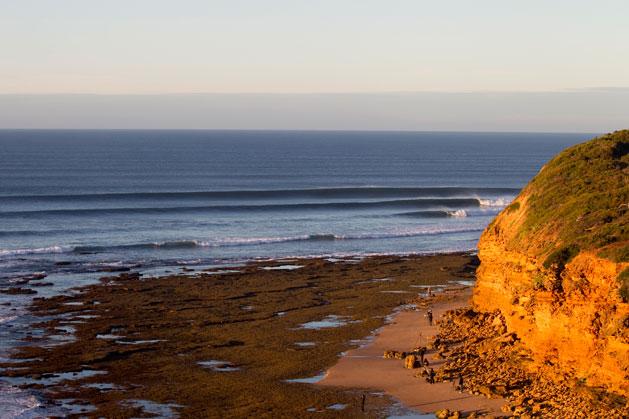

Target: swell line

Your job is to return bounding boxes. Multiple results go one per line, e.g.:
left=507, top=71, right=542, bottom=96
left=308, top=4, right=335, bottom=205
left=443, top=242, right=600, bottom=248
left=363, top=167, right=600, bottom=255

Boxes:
left=0, top=227, right=485, bottom=257
left=0, top=186, right=520, bottom=201
left=0, top=198, right=484, bottom=218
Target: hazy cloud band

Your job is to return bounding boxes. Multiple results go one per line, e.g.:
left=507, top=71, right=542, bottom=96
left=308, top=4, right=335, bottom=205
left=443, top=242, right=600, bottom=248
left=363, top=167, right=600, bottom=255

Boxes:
left=1, top=89, right=627, bottom=132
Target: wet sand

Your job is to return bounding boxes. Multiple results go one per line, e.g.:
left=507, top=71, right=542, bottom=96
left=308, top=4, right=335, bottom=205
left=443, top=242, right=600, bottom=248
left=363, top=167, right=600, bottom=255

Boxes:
left=319, top=288, right=505, bottom=416
left=1, top=253, right=482, bottom=417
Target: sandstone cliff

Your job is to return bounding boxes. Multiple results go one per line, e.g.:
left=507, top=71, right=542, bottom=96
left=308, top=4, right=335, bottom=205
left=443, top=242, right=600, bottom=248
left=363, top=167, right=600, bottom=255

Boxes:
left=474, top=130, right=629, bottom=396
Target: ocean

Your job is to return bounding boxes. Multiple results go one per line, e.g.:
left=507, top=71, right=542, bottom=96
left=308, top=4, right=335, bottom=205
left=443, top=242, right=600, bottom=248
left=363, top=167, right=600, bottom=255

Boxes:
left=0, top=129, right=588, bottom=415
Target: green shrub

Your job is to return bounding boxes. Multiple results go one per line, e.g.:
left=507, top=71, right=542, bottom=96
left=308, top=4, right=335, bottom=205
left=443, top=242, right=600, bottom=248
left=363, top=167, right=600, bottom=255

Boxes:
left=506, top=201, right=521, bottom=213
left=543, top=244, right=580, bottom=270
left=532, top=274, right=545, bottom=290
left=505, top=131, right=628, bottom=263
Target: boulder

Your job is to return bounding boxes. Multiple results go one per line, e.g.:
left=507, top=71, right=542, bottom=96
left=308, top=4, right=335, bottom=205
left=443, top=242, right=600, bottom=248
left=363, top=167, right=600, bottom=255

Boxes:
left=0, top=287, right=36, bottom=295
left=404, top=354, right=419, bottom=369
left=383, top=350, right=407, bottom=359
left=477, top=385, right=493, bottom=398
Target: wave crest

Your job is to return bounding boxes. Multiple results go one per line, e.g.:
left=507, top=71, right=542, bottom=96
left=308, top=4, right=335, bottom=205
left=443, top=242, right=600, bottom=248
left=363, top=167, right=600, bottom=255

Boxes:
left=0, top=227, right=484, bottom=257
left=478, top=198, right=510, bottom=207
left=0, top=246, right=69, bottom=257
left=0, top=186, right=521, bottom=202
left=447, top=209, right=467, bottom=217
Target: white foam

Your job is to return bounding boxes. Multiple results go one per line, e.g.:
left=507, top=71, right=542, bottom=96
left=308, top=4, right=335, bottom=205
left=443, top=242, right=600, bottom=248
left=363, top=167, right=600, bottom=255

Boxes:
left=197, top=360, right=240, bottom=372
left=0, top=314, right=18, bottom=324
left=0, top=245, right=70, bottom=257
left=447, top=209, right=467, bottom=217
left=451, top=280, right=475, bottom=287
left=478, top=198, right=511, bottom=207
left=358, top=277, right=393, bottom=284
left=0, top=384, right=42, bottom=419
left=261, top=265, right=303, bottom=271
left=96, top=334, right=124, bottom=340
left=115, top=339, right=163, bottom=345
left=185, top=226, right=482, bottom=249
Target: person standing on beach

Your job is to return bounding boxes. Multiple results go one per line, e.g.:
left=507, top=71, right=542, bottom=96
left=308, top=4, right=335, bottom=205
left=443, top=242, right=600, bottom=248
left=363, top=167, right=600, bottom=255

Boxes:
left=418, top=346, right=426, bottom=366
left=427, top=309, right=433, bottom=326
left=457, top=373, right=464, bottom=392
left=428, top=368, right=436, bottom=384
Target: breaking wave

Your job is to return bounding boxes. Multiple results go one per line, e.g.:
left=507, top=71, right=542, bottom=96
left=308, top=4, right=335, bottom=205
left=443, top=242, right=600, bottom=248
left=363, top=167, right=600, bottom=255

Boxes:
left=478, top=198, right=511, bottom=207
left=0, top=246, right=70, bottom=257
left=0, top=227, right=484, bottom=257
left=395, top=209, right=468, bottom=218
left=0, top=198, right=487, bottom=218
left=0, top=186, right=521, bottom=202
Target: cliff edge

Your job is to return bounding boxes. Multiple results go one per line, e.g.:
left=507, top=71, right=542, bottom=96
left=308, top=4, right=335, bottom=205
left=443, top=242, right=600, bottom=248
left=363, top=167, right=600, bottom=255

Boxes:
left=474, top=130, right=629, bottom=396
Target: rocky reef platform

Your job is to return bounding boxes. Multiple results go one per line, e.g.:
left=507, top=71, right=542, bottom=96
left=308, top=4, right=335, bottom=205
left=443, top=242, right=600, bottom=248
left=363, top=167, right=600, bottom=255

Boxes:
left=1, top=253, right=479, bottom=417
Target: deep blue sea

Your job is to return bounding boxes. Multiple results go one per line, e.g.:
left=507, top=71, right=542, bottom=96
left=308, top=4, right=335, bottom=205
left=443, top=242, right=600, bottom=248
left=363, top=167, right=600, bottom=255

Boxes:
left=0, top=130, right=589, bottom=274
left=0, top=129, right=589, bottom=415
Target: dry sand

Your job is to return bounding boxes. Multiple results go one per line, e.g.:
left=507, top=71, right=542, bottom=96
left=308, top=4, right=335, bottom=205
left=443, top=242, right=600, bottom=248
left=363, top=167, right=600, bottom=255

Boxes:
left=318, top=287, right=505, bottom=416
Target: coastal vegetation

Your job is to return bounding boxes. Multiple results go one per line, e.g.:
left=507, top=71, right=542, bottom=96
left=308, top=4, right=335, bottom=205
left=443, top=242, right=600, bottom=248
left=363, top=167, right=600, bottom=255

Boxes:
left=507, top=130, right=628, bottom=264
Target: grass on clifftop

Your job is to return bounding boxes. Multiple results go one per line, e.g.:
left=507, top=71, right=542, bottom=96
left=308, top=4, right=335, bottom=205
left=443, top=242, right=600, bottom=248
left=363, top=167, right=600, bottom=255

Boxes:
left=509, top=130, right=628, bottom=264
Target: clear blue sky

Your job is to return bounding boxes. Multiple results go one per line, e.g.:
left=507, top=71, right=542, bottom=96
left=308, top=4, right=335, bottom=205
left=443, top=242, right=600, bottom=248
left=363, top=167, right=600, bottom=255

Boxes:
left=2, top=0, right=628, bottom=94
left=1, top=1, right=628, bottom=130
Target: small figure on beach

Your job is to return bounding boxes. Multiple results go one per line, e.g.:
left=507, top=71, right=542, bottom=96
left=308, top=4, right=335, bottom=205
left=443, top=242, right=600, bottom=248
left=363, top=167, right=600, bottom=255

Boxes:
left=428, top=368, right=436, bottom=384
left=427, top=309, right=433, bottom=326
left=418, top=346, right=426, bottom=366
left=427, top=286, right=432, bottom=297
left=456, top=373, right=464, bottom=392
left=433, top=336, right=441, bottom=347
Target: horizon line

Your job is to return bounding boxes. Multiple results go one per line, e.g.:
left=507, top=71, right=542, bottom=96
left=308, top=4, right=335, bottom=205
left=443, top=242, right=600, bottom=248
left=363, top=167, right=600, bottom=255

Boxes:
left=0, top=128, right=602, bottom=135
left=1, top=87, right=629, bottom=96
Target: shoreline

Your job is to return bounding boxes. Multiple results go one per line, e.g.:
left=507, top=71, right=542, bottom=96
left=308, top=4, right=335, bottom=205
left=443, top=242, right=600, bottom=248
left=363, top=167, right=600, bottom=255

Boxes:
left=1, top=252, right=483, bottom=417
left=318, top=287, right=504, bottom=416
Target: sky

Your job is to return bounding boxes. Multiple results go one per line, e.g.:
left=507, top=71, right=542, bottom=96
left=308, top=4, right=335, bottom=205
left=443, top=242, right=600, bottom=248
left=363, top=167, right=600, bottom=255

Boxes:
left=1, top=0, right=628, bottom=131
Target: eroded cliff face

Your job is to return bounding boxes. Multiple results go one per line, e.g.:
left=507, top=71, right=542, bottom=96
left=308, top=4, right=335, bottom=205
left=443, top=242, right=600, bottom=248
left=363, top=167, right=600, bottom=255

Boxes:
left=475, top=232, right=628, bottom=395
left=473, top=131, right=629, bottom=396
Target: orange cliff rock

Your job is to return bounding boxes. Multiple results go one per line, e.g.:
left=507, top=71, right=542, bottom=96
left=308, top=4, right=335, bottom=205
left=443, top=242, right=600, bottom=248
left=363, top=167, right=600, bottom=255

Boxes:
left=473, top=130, right=629, bottom=396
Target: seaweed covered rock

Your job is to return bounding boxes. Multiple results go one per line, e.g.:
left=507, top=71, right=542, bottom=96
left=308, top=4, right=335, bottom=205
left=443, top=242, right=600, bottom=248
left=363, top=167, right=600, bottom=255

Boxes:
left=474, top=130, right=629, bottom=396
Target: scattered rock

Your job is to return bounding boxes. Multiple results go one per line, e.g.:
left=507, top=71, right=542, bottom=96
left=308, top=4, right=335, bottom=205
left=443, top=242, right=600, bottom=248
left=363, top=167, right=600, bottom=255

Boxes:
left=429, top=307, right=629, bottom=417
left=404, top=354, right=419, bottom=369
left=1, top=287, right=37, bottom=295
left=99, top=272, right=141, bottom=283
left=23, top=273, right=48, bottom=281
left=98, top=266, right=131, bottom=273
left=383, top=350, right=406, bottom=360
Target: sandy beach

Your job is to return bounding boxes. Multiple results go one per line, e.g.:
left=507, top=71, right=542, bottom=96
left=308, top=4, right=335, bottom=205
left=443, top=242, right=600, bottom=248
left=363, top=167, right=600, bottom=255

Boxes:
left=319, top=287, right=504, bottom=416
